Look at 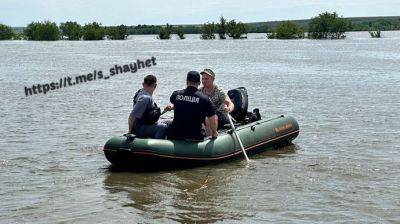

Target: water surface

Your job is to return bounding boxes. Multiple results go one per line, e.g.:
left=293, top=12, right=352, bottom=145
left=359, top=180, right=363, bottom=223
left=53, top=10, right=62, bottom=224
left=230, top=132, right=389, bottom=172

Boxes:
left=1, top=32, right=399, bottom=223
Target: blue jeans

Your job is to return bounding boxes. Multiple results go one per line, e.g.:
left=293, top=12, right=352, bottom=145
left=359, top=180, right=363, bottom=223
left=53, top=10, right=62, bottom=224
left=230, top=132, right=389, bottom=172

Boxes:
left=135, top=121, right=168, bottom=139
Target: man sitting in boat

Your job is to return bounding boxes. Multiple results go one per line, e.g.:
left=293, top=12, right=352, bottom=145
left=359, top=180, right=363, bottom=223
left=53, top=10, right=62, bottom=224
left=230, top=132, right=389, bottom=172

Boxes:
left=164, top=71, right=218, bottom=141
left=200, top=68, right=234, bottom=129
left=128, top=75, right=167, bottom=139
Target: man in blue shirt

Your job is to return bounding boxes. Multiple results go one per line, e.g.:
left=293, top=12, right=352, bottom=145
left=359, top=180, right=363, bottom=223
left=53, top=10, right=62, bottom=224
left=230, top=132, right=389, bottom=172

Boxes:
left=128, top=75, right=167, bottom=139
left=164, top=71, right=218, bottom=141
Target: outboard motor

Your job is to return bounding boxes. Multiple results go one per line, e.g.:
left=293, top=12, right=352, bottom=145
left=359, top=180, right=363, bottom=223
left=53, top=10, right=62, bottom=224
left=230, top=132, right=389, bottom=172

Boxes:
left=228, top=87, right=249, bottom=122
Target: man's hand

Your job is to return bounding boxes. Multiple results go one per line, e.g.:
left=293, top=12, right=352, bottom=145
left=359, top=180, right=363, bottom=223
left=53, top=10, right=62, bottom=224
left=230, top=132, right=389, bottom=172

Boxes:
left=225, top=96, right=234, bottom=113
left=224, top=104, right=233, bottom=113
left=224, top=105, right=230, bottom=113
left=164, top=104, right=174, bottom=112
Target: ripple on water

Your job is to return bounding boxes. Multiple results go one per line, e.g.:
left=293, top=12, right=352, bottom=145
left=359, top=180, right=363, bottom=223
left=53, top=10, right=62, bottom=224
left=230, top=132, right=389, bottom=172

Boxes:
left=1, top=32, right=400, bottom=223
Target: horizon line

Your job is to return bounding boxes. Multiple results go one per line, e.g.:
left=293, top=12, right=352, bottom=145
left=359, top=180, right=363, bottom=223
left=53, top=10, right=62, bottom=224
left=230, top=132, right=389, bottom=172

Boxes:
left=5, top=15, right=400, bottom=28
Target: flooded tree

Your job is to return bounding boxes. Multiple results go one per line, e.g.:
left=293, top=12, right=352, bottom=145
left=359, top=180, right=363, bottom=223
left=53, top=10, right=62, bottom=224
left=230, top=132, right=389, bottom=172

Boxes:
left=158, top=23, right=172, bottom=39
left=60, top=21, right=82, bottom=40
left=308, top=12, right=350, bottom=39
left=24, top=21, right=60, bottom=41
left=226, top=20, right=248, bottom=39
left=106, top=25, right=128, bottom=40
left=217, top=16, right=227, bottom=39
left=175, top=26, right=185, bottom=39
left=369, top=30, right=381, bottom=38
left=201, top=22, right=215, bottom=39
left=268, top=21, right=304, bottom=39
left=368, top=22, right=382, bottom=38
left=0, top=24, right=14, bottom=40
left=82, top=22, right=104, bottom=40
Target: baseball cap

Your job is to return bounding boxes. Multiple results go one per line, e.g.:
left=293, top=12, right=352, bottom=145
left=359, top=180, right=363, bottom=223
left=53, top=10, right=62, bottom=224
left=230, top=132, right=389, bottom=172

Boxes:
left=186, top=71, right=200, bottom=83
left=200, top=68, right=215, bottom=78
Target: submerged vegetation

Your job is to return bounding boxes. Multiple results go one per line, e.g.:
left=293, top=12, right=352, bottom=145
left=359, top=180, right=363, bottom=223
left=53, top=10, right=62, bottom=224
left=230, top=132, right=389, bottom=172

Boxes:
left=82, top=22, right=104, bottom=40
left=369, top=30, right=381, bottom=38
left=106, top=25, right=128, bottom=40
left=368, top=22, right=383, bottom=38
left=175, top=26, right=185, bottom=39
left=24, top=21, right=60, bottom=41
left=268, top=21, right=304, bottom=39
left=0, top=24, right=14, bottom=40
left=3, top=14, right=399, bottom=41
left=158, top=23, right=172, bottom=39
left=217, top=17, right=227, bottom=39
left=308, top=12, right=350, bottom=39
left=60, top=21, right=82, bottom=40
left=158, top=24, right=186, bottom=39
left=201, top=17, right=247, bottom=39
left=226, top=19, right=248, bottom=39
left=201, top=22, right=216, bottom=39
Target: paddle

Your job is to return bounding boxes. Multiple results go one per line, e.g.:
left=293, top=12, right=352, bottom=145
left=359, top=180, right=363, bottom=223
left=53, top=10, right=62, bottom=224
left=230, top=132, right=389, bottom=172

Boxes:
left=227, top=114, right=250, bottom=162
left=160, top=108, right=168, bottom=116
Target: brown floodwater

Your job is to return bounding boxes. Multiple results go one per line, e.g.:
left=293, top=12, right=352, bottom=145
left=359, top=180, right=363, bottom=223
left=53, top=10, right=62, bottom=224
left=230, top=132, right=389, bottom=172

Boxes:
left=1, top=32, right=399, bottom=223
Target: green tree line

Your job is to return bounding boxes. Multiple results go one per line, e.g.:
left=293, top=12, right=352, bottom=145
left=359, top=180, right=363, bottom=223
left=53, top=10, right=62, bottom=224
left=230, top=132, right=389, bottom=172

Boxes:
left=1, top=15, right=399, bottom=41
left=0, top=21, right=128, bottom=41
left=128, top=16, right=400, bottom=36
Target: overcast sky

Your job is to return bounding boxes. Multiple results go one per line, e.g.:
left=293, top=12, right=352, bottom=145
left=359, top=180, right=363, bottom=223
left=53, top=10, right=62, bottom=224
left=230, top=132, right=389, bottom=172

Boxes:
left=1, top=0, right=399, bottom=26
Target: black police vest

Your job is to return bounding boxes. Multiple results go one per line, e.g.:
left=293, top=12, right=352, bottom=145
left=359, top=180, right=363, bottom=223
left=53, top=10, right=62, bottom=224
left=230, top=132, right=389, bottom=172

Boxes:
left=133, top=89, right=161, bottom=125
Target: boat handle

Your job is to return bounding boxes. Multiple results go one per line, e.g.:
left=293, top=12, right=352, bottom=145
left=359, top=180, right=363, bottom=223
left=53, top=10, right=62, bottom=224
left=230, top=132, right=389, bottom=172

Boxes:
left=118, top=148, right=132, bottom=152
left=251, top=122, right=261, bottom=131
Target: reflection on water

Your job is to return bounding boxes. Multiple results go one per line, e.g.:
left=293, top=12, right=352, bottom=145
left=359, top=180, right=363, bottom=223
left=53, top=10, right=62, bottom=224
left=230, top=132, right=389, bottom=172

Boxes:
left=103, top=145, right=298, bottom=222
left=104, top=168, right=230, bottom=222
left=253, top=143, right=299, bottom=159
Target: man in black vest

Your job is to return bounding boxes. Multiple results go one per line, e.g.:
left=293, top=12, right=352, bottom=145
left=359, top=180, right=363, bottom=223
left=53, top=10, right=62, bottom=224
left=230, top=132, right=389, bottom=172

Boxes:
left=165, top=71, right=218, bottom=140
left=128, top=75, right=167, bottom=139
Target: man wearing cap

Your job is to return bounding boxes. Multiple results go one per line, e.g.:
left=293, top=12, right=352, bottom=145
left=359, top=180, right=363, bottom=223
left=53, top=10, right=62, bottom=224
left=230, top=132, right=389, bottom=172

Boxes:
left=164, top=71, right=218, bottom=140
left=200, top=68, right=234, bottom=129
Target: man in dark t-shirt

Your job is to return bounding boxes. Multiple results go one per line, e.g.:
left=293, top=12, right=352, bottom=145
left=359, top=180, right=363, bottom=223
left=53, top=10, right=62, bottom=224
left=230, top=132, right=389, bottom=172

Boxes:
left=164, top=71, right=218, bottom=141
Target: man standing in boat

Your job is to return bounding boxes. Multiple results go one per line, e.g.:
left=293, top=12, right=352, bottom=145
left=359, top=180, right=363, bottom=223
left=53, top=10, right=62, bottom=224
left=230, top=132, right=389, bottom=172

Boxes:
left=164, top=71, right=218, bottom=140
left=128, top=75, right=167, bottom=139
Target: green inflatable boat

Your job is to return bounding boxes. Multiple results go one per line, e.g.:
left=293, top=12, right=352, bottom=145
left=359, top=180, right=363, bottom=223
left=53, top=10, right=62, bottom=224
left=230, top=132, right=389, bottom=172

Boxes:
left=104, top=87, right=299, bottom=168
left=103, top=115, right=299, bottom=168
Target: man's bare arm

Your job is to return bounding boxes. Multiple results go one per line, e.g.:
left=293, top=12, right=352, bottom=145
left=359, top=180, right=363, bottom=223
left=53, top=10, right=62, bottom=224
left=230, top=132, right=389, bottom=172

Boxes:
left=225, top=96, right=234, bottom=113
left=128, top=115, right=136, bottom=134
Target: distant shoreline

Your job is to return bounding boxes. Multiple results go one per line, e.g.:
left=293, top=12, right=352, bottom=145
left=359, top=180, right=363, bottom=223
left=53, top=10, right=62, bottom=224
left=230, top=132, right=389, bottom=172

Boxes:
left=10, top=15, right=400, bottom=34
